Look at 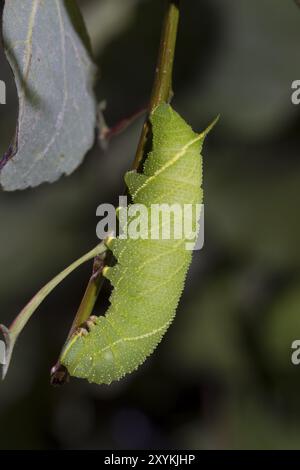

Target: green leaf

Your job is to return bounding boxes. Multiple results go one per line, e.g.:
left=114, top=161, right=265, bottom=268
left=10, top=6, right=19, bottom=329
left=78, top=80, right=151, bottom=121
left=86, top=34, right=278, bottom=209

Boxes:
left=0, top=0, right=97, bottom=191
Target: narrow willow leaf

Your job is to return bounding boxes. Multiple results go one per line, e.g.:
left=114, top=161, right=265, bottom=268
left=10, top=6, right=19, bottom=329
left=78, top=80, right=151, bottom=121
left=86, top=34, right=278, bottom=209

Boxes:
left=0, top=0, right=97, bottom=191
left=60, top=104, right=217, bottom=385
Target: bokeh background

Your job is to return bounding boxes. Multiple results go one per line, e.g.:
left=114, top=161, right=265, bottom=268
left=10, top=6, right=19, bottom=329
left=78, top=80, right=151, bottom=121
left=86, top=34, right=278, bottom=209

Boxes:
left=1, top=0, right=300, bottom=450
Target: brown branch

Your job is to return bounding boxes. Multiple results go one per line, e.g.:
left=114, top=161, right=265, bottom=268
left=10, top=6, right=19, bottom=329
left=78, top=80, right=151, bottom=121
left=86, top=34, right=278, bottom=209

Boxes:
left=132, top=0, right=180, bottom=170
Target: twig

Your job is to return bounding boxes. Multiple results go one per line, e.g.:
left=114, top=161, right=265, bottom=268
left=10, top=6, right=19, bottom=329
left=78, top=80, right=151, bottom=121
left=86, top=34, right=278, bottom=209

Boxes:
left=50, top=253, right=107, bottom=385
left=133, top=0, right=180, bottom=170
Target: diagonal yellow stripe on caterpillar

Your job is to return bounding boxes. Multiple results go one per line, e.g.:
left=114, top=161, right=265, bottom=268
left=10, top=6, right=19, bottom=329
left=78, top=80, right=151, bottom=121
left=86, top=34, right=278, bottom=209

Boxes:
left=132, top=113, right=219, bottom=199
left=70, top=320, right=172, bottom=377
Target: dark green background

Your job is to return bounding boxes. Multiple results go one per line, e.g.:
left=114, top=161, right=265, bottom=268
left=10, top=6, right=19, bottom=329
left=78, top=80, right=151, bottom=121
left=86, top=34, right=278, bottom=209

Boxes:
left=0, top=0, right=300, bottom=450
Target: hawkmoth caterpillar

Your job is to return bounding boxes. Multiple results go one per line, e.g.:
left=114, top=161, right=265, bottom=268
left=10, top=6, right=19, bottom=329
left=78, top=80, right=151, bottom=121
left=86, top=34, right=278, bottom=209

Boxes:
left=60, top=103, right=214, bottom=385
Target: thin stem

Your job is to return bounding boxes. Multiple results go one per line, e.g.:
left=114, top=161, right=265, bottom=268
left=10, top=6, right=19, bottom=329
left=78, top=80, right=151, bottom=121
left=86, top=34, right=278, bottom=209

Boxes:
left=66, top=255, right=106, bottom=341
left=50, top=253, right=107, bottom=386
left=133, top=0, right=180, bottom=170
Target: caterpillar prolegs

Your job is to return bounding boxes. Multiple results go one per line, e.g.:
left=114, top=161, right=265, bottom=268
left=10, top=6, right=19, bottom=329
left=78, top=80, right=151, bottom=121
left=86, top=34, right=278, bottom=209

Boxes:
left=60, top=104, right=214, bottom=385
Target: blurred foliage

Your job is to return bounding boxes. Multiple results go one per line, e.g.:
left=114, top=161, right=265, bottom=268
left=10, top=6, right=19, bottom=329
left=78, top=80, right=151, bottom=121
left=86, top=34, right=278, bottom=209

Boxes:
left=0, top=0, right=300, bottom=450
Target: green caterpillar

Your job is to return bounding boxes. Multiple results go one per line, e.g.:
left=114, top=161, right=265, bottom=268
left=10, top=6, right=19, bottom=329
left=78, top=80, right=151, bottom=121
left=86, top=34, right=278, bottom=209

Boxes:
left=60, top=104, right=214, bottom=385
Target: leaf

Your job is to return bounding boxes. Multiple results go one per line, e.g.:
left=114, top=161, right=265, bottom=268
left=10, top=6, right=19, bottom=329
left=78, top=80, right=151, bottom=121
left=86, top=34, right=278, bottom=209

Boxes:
left=0, top=0, right=97, bottom=191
